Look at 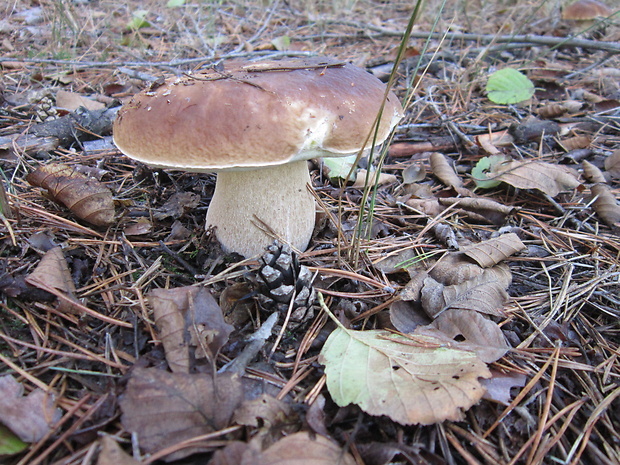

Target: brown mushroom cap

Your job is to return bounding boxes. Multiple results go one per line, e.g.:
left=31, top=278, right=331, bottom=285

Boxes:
left=113, top=57, right=403, bottom=171
left=562, top=0, right=612, bottom=20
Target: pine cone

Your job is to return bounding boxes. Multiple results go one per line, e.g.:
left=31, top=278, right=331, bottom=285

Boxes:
left=256, top=242, right=316, bottom=327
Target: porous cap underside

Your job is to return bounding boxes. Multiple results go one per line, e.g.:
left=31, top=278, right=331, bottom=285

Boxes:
left=113, top=57, right=403, bottom=171
left=562, top=0, right=612, bottom=20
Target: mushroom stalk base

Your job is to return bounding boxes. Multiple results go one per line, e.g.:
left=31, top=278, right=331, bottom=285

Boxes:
left=206, top=160, right=316, bottom=258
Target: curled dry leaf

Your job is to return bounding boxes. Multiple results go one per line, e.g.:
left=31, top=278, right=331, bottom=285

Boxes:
left=461, top=233, right=526, bottom=268
left=119, top=367, right=242, bottom=460
left=416, top=309, right=509, bottom=363
left=27, top=163, right=115, bottom=227
left=604, top=149, right=620, bottom=180
left=482, top=159, right=580, bottom=197
left=590, top=183, right=620, bottom=227
left=538, top=102, right=570, bottom=119
left=430, top=152, right=463, bottom=189
left=400, top=270, right=429, bottom=301
left=0, top=375, right=62, bottom=443
left=438, top=196, right=515, bottom=218
left=319, top=327, right=490, bottom=425
left=148, top=286, right=234, bottom=373
left=582, top=160, right=606, bottom=184
left=433, top=223, right=459, bottom=250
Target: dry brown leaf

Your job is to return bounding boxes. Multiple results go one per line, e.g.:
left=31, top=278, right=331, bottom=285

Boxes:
left=590, top=183, right=620, bottom=227
left=404, top=198, right=444, bottom=217
left=402, top=161, right=427, bottom=184
left=373, top=247, right=420, bottom=274
left=119, top=367, right=242, bottom=460
left=604, top=149, right=620, bottom=180
left=25, top=246, right=80, bottom=314
left=259, top=432, right=357, bottom=465
left=210, top=433, right=356, bottom=465
left=582, top=160, right=607, bottom=184
left=233, top=394, right=293, bottom=430
left=488, top=159, right=580, bottom=197
left=27, top=163, right=115, bottom=227
left=209, top=441, right=255, bottom=465
left=97, top=436, right=140, bottom=465
left=153, top=192, right=200, bottom=220
left=559, top=135, right=591, bottom=152
left=475, top=130, right=514, bottom=155
left=55, top=89, right=106, bottom=112
left=352, top=169, right=398, bottom=188
left=422, top=273, right=508, bottom=318
left=418, top=309, right=509, bottom=363
left=402, top=182, right=434, bottom=198
left=149, top=286, right=234, bottom=373
left=461, top=233, right=525, bottom=268
left=442, top=271, right=509, bottom=316
left=219, top=282, right=254, bottom=327
left=389, top=299, right=430, bottom=334
left=123, top=218, right=153, bottom=236
left=484, top=262, right=513, bottom=289
left=26, top=246, right=76, bottom=295
left=430, top=152, right=463, bottom=188
left=429, top=254, right=484, bottom=286
left=481, top=370, right=527, bottom=405
left=0, top=375, right=62, bottom=443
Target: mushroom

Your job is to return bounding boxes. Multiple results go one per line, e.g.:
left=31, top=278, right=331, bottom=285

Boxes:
left=113, top=58, right=403, bottom=258
left=562, top=0, right=613, bottom=32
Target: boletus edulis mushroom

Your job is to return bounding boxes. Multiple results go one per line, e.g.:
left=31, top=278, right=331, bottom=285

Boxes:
left=113, top=57, right=403, bottom=258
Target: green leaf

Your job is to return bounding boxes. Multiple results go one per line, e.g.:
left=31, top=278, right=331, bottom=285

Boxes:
left=486, top=68, right=535, bottom=104
left=166, top=0, right=185, bottom=7
left=0, top=425, right=28, bottom=455
left=319, top=327, right=490, bottom=425
left=322, top=155, right=358, bottom=184
left=271, top=35, right=291, bottom=51
left=471, top=155, right=507, bottom=189
left=127, top=10, right=150, bottom=31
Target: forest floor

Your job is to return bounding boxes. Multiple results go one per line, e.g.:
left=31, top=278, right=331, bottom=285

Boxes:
left=1, top=0, right=620, bottom=464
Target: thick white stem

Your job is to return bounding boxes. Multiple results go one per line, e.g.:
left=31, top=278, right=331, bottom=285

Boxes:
left=205, top=160, right=316, bottom=258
